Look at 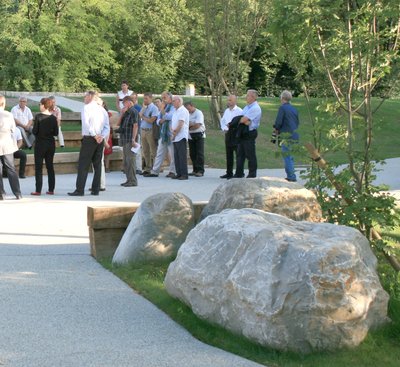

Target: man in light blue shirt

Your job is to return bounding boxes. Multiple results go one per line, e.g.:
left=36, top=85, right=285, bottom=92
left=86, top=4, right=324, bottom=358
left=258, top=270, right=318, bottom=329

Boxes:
left=234, top=89, right=262, bottom=178
left=139, top=93, right=159, bottom=175
left=147, top=91, right=176, bottom=177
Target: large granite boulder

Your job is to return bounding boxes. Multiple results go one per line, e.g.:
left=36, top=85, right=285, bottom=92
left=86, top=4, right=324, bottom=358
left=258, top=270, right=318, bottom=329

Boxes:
left=165, top=209, right=389, bottom=353
left=112, top=193, right=194, bottom=265
left=200, top=177, right=322, bottom=222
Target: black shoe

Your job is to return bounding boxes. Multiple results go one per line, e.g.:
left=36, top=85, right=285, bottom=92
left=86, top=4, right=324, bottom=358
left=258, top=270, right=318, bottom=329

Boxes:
left=122, top=183, right=137, bottom=187
left=246, top=175, right=256, bottom=178
left=68, top=191, right=84, bottom=196
left=19, top=175, right=26, bottom=179
left=168, top=173, right=177, bottom=179
left=90, top=187, right=105, bottom=191
left=91, top=191, right=99, bottom=196
left=188, top=172, right=196, bottom=176
left=171, top=175, right=180, bottom=179
left=233, top=174, right=245, bottom=178
left=146, top=173, right=158, bottom=177
left=15, top=194, right=23, bottom=200
left=178, top=176, right=189, bottom=180
left=194, top=172, right=204, bottom=177
left=220, top=174, right=233, bottom=179
left=136, top=170, right=143, bottom=175
left=285, top=178, right=297, bottom=182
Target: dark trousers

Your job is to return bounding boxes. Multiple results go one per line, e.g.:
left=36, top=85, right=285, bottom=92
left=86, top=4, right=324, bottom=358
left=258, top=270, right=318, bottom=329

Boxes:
left=173, top=138, right=188, bottom=178
left=14, top=150, right=27, bottom=177
left=236, top=130, right=258, bottom=177
left=188, top=134, right=205, bottom=174
left=225, top=132, right=237, bottom=176
left=76, top=136, right=104, bottom=193
left=34, top=141, right=56, bottom=193
left=0, top=153, right=21, bottom=197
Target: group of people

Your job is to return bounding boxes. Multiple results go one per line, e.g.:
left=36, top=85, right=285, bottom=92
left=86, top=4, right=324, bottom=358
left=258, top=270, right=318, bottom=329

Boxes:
left=0, top=84, right=300, bottom=199
left=219, top=89, right=299, bottom=182
left=0, top=95, right=63, bottom=199
left=112, top=83, right=208, bottom=188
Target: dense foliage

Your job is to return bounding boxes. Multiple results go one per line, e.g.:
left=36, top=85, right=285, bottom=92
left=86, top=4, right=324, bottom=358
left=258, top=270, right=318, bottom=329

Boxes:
left=0, top=0, right=278, bottom=93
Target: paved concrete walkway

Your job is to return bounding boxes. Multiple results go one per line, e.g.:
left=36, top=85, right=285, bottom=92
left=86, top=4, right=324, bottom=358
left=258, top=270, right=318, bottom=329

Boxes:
left=28, top=95, right=86, bottom=112
left=0, top=170, right=267, bottom=367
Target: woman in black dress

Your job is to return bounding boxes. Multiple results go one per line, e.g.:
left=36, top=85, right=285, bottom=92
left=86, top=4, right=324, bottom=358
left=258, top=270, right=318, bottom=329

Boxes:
left=31, top=98, right=59, bottom=195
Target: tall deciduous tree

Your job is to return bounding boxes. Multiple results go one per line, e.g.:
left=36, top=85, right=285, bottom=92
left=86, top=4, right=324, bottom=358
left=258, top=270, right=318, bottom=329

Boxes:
left=272, top=0, right=400, bottom=269
left=186, top=0, right=268, bottom=125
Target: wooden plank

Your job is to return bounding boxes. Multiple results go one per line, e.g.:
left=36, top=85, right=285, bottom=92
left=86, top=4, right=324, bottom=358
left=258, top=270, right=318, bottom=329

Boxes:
left=14, top=150, right=123, bottom=176
left=87, top=205, right=140, bottom=229
left=89, top=228, right=125, bottom=259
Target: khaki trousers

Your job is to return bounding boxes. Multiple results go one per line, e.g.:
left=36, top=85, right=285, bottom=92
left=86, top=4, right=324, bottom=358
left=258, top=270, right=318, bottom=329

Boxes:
left=141, top=128, right=156, bottom=172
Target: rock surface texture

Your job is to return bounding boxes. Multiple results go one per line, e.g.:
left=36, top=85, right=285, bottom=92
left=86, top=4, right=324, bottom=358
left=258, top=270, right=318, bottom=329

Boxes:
left=200, top=177, right=322, bottom=222
left=165, top=209, right=389, bottom=353
left=112, top=193, right=194, bottom=265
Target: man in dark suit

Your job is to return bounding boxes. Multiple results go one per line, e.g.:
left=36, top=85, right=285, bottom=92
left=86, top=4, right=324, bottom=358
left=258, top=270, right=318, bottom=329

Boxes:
left=234, top=90, right=262, bottom=178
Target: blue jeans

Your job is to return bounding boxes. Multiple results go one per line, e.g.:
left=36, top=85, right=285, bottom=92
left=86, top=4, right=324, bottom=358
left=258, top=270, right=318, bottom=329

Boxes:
left=281, top=135, right=298, bottom=181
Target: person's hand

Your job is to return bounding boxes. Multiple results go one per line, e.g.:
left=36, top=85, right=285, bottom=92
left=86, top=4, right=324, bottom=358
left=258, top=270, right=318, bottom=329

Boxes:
left=95, top=135, right=104, bottom=144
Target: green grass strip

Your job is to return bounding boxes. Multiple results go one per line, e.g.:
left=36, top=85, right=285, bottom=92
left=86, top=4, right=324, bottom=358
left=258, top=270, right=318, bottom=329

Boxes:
left=100, top=259, right=400, bottom=367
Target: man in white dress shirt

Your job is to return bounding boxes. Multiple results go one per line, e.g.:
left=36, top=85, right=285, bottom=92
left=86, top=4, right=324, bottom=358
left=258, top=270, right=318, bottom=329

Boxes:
left=219, top=95, right=243, bottom=179
left=171, top=96, right=189, bottom=180
left=68, top=91, right=110, bottom=196
left=11, top=96, right=35, bottom=149
left=184, top=101, right=206, bottom=177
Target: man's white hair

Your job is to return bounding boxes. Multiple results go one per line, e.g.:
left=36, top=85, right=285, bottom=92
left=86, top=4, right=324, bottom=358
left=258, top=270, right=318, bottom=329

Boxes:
left=247, top=89, right=258, bottom=99
left=281, top=90, right=292, bottom=102
left=172, top=95, right=183, bottom=104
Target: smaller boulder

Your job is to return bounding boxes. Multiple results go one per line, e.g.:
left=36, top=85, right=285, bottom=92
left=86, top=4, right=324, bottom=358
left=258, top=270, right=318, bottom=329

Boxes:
left=200, top=177, right=322, bottom=222
left=112, top=193, right=194, bottom=265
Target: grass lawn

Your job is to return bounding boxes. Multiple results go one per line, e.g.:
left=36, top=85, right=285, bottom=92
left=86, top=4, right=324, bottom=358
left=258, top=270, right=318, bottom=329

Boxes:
left=97, top=96, right=400, bottom=169
left=100, top=256, right=400, bottom=367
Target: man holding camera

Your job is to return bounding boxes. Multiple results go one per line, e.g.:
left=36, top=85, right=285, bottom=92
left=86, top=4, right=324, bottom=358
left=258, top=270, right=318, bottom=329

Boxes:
left=273, top=90, right=299, bottom=182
